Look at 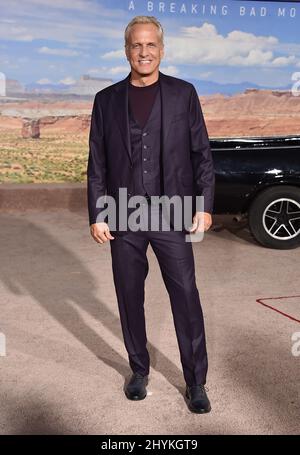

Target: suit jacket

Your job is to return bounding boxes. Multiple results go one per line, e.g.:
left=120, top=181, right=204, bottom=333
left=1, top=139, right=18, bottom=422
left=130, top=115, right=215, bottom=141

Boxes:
left=87, top=70, right=215, bottom=228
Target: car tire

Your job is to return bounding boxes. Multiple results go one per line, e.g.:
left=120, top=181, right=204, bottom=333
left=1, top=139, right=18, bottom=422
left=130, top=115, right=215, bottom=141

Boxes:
left=248, top=185, right=300, bottom=249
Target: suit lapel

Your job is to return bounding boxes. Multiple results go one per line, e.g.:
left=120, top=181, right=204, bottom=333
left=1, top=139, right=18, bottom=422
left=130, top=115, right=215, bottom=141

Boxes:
left=159, top=71, right=178, bottom=148
left=113, top=72, right=132, bottom=164
left=113, top=70, right=177, bottom=163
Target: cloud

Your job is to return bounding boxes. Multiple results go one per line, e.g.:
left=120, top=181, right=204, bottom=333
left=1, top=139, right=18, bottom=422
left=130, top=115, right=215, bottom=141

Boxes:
left=0, top=1, right=125, bottom=44
left=59, top=77, right=76, bottom=85
left=228, top=49, right=274, bottom=67
left=23, top=0, right=98, bottom=12
left=99, top=22, right=300, bottom=70
left=163, top=22, right=299, bottom=68
left=101, top=49, right=125, bottom=59
left=160, top=65, right=179, bottom=76
left=36, top=78, right=52, bottom=84
left=87, top=65, right=130, bottom=77
left=271, top=56, right=297, bottom=67
left=108, top=66, right=130, bottom=75
left=199, top=71, right=213, bottom=79
left=37, top=46, right=80, bottom=56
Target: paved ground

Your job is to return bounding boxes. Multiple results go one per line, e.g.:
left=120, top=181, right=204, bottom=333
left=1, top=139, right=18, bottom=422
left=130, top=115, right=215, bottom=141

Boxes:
left=0, top=209, right=299, bottom=435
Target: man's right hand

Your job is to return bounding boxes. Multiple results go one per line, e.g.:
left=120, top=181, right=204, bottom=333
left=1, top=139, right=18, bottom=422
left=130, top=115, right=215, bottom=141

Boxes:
left=90, top=222, right=115, bottom=244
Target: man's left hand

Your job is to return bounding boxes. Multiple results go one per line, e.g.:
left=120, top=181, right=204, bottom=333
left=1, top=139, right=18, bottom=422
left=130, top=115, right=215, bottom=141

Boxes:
left=189, top=212, right=212, bottom=233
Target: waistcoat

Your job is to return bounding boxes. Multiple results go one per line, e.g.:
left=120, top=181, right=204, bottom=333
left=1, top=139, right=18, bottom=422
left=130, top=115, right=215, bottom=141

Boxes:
left=128, top=85, right=163, bottom=198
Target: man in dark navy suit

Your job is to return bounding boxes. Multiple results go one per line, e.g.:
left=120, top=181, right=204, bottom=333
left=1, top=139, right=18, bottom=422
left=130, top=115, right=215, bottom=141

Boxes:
left=87, top=16, right=215, bottom=413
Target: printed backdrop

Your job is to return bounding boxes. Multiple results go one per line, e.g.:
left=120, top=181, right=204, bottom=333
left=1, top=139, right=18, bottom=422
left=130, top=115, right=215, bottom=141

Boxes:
left=0, top=0, right=299, bottom=183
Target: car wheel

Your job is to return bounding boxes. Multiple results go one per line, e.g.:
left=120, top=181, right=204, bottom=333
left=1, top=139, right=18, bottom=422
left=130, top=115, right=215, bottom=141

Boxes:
left=248, top=186, right=300, bottom=249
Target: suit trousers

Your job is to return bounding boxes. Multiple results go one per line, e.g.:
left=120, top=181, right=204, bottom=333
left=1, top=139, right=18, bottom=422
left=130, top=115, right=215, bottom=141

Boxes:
left=109, top=201, right=208, bottom=386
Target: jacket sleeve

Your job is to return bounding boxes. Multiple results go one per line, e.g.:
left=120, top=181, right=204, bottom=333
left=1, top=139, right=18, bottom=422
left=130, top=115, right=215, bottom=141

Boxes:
left=189, top=85, right=215, bottom=214
left=87, top=93, right=108, bottom=226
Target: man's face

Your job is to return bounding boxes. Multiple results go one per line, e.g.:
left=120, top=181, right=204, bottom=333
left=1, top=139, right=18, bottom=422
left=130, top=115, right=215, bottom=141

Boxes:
left=125, top=23, right=164, bottom=77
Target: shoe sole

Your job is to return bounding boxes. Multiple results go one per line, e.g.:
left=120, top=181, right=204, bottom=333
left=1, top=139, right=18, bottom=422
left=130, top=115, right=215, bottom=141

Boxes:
left=124, top=377, right=148, bottom=401
left=125, top=390, right=147, bottom=401
left=188, top=404, right=211, bottom=414
left=185, top=391, right=211, bottom=413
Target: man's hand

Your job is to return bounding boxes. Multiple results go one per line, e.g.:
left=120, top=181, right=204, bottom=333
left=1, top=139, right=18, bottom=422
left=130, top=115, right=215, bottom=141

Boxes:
left=90, top=222, right=115, bottom=244
left=189, top=212, right=212, bottom=233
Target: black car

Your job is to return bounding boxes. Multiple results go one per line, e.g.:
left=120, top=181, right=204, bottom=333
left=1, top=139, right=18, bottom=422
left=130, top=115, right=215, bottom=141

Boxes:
left=211, top=135, right=300, bottom=249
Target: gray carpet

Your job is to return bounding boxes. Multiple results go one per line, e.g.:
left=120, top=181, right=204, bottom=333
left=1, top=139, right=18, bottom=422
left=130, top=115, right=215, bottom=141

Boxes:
left=0, top=210, right=299, bottom=434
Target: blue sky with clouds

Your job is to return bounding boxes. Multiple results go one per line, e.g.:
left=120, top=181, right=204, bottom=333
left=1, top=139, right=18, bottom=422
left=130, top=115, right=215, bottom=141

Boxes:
left=1, top=0, right=300, bottom=90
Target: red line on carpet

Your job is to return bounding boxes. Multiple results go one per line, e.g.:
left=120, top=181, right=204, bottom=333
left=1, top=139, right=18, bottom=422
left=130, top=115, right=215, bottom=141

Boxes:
left=256, top=295, right=300, bottom=324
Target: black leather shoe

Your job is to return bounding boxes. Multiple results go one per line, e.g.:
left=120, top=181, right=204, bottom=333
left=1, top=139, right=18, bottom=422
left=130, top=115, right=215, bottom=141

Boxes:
left=185, top=384, right=211, bottom=413
left=124, top=373, right=148, bottom=400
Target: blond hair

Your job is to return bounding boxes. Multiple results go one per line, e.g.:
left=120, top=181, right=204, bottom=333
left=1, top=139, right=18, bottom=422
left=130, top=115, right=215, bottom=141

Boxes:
left=124, top=16, right=164, bottom=47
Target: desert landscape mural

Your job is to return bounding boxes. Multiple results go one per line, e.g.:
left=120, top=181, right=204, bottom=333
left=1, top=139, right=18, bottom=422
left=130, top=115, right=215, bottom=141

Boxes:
left=1, top=0, right=299, bottom=183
